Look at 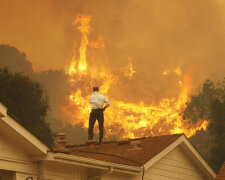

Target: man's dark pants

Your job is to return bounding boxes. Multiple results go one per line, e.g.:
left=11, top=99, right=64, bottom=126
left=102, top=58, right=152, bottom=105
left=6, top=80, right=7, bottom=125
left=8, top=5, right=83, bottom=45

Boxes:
left=88, top=109, right=104, bottom=142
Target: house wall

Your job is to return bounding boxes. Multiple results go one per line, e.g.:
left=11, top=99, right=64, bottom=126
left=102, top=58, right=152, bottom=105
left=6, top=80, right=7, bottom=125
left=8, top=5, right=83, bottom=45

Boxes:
left=0, top=170, right=14, bottom=180
left=143, top=146, right=207, bottom=180
left=40, top=161, right=137, bottom=180
left=0, top=131, right=30, bottom=162
left=99, top=145, right=208, bottom=180
left=96, top=145, right=209, bottom=180
left=0, top=132, right=38, bottom=179
left=39, top=161, right=85, bottom=180
left=15, top=172, right=37, bottom=180
left=101, top=171, right=135, bottom=180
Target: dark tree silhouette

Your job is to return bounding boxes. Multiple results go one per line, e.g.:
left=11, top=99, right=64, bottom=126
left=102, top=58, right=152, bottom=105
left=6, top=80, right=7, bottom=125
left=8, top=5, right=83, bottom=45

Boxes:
left=209, top=99, right=225, bottom=171
left=0, top=45, right=33, bottom=73
left=183, top=78, right=225, bottom=172
left=0, top=67, right=54, bottom=147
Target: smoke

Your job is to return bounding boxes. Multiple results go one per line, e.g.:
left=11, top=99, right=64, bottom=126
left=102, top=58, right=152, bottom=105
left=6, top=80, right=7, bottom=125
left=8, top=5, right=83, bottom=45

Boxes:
left=0, top=0, right=224, bottom=85
left=1, top=0, right=225, bottom=143
left=0, top=0, right=70, bottom=71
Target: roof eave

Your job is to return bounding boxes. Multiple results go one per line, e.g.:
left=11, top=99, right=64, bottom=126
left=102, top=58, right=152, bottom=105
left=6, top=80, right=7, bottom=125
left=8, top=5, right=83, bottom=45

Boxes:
left=36, top=152, right=143, bottom=175
left=0, top=102, right=49, bottom=155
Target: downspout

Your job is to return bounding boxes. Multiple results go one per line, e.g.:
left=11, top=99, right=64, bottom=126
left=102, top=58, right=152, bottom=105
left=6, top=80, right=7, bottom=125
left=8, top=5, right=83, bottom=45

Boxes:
left=88, top=166, right=113, bottom=180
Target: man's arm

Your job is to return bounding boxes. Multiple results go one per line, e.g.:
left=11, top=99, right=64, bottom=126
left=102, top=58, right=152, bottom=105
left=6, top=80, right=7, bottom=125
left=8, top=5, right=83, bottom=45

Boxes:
left=103, top=105, right=109, bottom=111
left=103, top=97, right=110, bottom=111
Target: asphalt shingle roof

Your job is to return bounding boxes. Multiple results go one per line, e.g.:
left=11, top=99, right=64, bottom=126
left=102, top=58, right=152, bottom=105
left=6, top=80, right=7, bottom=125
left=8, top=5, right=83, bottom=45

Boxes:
left=66, top=134, right=182, bottom=167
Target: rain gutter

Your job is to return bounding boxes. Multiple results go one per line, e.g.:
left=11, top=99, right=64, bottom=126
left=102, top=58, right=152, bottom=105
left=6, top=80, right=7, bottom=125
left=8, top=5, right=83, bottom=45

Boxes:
left=52, top=152, right=142, bottom=175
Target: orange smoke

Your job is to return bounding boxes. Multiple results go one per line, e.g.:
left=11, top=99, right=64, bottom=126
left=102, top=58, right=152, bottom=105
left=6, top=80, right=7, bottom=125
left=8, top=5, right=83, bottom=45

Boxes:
left=62, top=14, right=209, bottom=139
left=124, top=58, right=136, bottom=79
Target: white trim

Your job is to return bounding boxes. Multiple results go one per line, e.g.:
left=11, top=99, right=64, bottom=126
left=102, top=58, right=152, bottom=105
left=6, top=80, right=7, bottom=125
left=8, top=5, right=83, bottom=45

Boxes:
left=0, top=155, right=37, bottom=165
left=144, top=136, right=183, bottom=169
left=181, top=135, right=216, bottom=179
left=38, top=152, right=142, bottom=175
left=54, top=152, right=142, bottom=175
left=0, top=157, right=38, bottom=174
left=0, top=112, right=49, bottom=155
left=144, top=134, right=216, bottom=180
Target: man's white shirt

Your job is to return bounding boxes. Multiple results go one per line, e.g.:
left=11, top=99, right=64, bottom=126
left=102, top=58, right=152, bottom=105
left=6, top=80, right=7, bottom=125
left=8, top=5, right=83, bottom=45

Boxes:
left=90, top=91, right=110, bottom=109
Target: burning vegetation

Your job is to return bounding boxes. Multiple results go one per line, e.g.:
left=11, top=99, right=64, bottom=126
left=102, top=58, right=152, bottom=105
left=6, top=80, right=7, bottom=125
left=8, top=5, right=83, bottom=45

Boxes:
left=61, top=14, right=208, bottom=140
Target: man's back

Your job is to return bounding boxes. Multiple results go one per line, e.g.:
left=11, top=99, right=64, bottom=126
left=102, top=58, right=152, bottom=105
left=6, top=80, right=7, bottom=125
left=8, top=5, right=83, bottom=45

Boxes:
left=90, top=91, right=110, bottom=109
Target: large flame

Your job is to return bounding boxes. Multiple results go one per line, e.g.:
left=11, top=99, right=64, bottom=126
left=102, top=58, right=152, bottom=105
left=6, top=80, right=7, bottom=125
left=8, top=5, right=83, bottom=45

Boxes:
left=62, top=14, right=208, bottom=140
left=72, top=14, right=91, bottom=73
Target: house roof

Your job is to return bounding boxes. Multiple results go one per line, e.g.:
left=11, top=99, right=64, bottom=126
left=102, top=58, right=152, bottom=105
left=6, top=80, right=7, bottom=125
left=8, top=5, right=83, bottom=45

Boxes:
left=0, top=101, right=216, bottom=179
left=50, top=133, right=215, bottom=179
left=216, top=162, right=225, bottom=180
left=66, top=134, right=182, bottom=167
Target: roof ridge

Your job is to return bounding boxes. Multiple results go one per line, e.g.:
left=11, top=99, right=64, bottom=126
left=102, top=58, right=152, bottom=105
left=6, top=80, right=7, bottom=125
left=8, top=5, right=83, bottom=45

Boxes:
left=65, top=134, right=183, bottom=148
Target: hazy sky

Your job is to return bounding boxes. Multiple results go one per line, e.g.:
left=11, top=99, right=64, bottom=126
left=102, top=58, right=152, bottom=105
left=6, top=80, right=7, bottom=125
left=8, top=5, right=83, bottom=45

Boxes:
left=1, top=0, right=225, bottom=144
left=0, top=0, right=225, bottom=92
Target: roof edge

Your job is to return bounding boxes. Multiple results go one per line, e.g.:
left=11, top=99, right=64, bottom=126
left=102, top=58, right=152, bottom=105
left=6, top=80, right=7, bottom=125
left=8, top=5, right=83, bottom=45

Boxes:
left=38, top=152, right=143, bottom=175
left=0, top=102, right=49, bottom=155
left=144, top=134, right=216, bottom=180
left=144, top=134, right=184, bottom=169
left=181, top=135, right=216, bottom=179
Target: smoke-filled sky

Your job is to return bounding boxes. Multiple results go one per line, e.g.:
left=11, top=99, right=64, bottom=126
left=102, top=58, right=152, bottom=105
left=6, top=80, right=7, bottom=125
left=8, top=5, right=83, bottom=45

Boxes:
left=1, top=0, right=225, bottom=102
left=0, top=0, right=225, bottom=75
left=1, top=0, right=225, bottom=143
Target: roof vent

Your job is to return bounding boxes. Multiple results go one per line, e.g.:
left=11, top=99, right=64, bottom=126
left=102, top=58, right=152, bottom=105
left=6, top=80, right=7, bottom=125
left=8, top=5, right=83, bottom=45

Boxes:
left=117, top=138, right=131, bottom=145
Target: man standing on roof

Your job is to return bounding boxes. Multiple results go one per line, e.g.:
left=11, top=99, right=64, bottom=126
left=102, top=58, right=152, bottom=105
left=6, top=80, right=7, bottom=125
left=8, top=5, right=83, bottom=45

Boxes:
left=88, top=86, right=110, bottom=143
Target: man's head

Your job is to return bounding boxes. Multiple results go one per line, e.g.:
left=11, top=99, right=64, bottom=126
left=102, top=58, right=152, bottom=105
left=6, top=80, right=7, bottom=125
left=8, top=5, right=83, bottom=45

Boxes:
left=93, top=86, right=99, bottom=92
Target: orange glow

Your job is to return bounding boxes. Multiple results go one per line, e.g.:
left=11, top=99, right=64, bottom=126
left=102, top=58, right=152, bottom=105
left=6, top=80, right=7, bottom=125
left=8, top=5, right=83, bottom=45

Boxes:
left=124, top=58, right=136, bottom=79
left=71, top=14, right=91, bottom=73
left=163, top=66, right=182, bottom=76
left=62, top=15, right=209, bottom=139
left=89, top=36, right=105, bottom=49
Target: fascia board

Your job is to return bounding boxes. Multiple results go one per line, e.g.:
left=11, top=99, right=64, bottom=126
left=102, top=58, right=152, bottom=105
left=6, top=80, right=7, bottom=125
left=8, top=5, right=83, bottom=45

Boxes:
left=0, top=156, right=38, bottom=174
left=180, top=135, right=216, bottom=179
left=1, top=115, right=49, bottom=155
left=40, top=152, right=142, bottom=175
